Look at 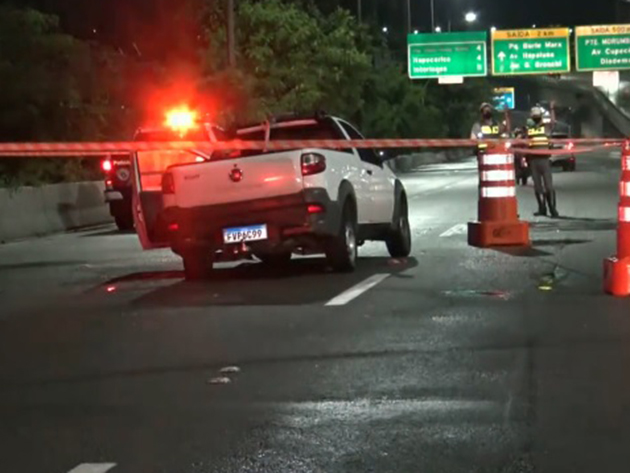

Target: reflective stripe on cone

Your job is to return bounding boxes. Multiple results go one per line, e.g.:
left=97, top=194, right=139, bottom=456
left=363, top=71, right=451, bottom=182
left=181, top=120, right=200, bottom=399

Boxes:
left=481, top=170, right=515, bottom=182
left=481, top=186, right=516, bottom=198
left=482, top=154, right=513, bottom=165
left=619, top=206, right=630, bottom=223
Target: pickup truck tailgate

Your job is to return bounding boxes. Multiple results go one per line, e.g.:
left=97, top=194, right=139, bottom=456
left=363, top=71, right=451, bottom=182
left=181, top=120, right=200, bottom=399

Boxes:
left=169, top=151, right=304, bottom=209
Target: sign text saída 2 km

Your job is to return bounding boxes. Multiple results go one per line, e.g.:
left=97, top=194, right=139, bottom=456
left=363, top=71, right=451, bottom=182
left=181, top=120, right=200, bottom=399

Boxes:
left=492, top=28, right=571, bottom=76
left=576, top=24, right=630, bottom=71
left=408, top=31, right=488, bottom=79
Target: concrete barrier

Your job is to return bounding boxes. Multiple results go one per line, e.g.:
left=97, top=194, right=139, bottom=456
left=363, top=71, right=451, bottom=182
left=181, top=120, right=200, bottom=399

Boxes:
left=0, top=181, right=112, bottom=243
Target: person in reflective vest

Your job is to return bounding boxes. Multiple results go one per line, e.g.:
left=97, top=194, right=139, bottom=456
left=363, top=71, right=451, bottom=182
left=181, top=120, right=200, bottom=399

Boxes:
left=470, top=103, right=504, bottom=154
left=526, top=103, right=559, bottom=218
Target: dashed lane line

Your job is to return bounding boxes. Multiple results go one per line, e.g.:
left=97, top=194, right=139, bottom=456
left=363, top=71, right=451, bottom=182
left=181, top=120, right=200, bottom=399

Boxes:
left=325, top=273, right=390, bottom=306
left=439, top=223, right=467, bottom=238
left=66, top=464, right=117, bottom=473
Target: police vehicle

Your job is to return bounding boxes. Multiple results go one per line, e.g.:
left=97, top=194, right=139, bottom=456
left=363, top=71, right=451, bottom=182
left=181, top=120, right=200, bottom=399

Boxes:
left=101, top=108, right=227, bottom=230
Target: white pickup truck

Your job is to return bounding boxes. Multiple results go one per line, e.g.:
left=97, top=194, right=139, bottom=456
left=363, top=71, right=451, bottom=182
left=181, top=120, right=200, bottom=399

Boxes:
left=132, top=114, right=411, bottom=280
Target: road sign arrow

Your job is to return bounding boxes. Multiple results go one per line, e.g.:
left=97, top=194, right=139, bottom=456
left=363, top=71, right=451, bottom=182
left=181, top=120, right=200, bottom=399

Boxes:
left=498, top=52, right=506, bottom=61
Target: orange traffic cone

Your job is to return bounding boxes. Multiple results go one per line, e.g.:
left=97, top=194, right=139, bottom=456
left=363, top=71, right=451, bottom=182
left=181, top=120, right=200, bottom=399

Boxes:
left=468, top=144, right=530, bottom=247
left=604, top=140, right=630, bottom=296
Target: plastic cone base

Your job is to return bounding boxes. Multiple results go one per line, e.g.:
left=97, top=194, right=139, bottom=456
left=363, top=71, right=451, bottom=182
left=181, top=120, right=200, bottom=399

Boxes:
left=603, top=256, right=630, bottom=297
left=468, top=220, right=530, bottom=248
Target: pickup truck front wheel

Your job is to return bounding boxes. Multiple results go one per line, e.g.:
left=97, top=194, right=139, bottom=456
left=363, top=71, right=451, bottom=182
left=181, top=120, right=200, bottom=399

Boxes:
left=386, top=196, right=412, bottom=258
left=182, top=251, right=214, bottom=281
left=326, top=201, right=357, bottom=272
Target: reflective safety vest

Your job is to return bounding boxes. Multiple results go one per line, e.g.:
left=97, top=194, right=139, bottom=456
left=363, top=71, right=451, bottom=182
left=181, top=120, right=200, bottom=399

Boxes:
left=477, top=124, right=500, bottom=151
left=527, top=125, right=550, bottom=149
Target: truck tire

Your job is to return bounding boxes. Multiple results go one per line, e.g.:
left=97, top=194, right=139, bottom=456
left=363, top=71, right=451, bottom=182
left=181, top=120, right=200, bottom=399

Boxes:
left=114, top=213, right=134, bottom=231
left=386, top=194, right=411, bottom=258
left=325, top=200, right=358, bottom=272
left=182, top=251, right=213, bottom=281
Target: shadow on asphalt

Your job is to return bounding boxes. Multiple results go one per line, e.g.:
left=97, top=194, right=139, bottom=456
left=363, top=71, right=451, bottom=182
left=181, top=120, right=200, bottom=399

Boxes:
left=492, top=236, right=592, bottom=258
left=532, top=238, right=592, bottom=247
left=530, top=217, right=616, bottom=232
left=81, top=228, right=135, bottom=237
left=492, top=246, right=552, bottom=258
left=0, top=260, right=87, bottom=271
left=110, top=256, right=420, bottom=307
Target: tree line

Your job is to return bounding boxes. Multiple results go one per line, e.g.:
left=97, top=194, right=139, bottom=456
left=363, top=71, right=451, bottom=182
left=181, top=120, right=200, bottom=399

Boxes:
left=0, top=0, right=491, bottom=185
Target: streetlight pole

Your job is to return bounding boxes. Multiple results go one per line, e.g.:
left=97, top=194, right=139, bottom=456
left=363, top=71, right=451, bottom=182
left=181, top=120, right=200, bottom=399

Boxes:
left=406, top=0, right=411, bottom=33
left=430, top=0, right=435, bottom=32
left=357, top=0, right=362, bottom=24
left=227, top=0, right=236, bottom=67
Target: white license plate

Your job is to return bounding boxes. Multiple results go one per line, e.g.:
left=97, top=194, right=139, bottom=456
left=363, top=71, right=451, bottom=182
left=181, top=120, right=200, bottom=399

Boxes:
left=223, top=224, right=268, bottom=244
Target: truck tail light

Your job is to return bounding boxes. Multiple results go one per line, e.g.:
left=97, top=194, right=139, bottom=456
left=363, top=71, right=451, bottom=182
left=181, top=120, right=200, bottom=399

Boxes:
left=162, top=173, right=175, bottom=194
left=101, top=159, right=113, bottom=172
left=301, top=153, right=326, bottom=176
left=307, top=203, right=325, bottom=214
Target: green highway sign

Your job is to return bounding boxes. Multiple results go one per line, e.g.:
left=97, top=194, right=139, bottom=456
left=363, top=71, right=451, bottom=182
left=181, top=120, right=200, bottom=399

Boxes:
left=492, top=28, right=571, bottom=76
left=576, top=24, right=630, bottom=71
left=407, top=31, right=488, bottom=79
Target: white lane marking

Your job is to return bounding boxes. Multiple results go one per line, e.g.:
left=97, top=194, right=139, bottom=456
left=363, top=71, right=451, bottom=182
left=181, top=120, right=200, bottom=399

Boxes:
left=440, top=223, right=467, bottom=238
left=325, top=273, right=390, bottom=306
left=67, top=464, right=117, bottom=473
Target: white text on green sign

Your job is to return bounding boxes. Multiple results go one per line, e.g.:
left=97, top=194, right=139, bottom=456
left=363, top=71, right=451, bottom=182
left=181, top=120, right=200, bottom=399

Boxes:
left=408, top=31, right=488, bottom=79
left=576, top=24, right=630, bottom=71
left=492, top=28, right=571, bottom=76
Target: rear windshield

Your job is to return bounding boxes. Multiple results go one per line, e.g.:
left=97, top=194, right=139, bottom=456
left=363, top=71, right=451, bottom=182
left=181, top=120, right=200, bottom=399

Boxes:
left=237, top=122, right=341, bottom=141
left=221, top=122, right=342, bottom=159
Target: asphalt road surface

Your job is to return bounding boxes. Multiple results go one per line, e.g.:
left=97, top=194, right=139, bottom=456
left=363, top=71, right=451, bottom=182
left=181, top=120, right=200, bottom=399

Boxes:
left=1, top=151, right=629, bottom=473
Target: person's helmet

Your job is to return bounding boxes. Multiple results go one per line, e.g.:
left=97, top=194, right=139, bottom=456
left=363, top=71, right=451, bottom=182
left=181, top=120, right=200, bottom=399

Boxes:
left=530, top=106, right=543, bottom=118
left=480, top=102, right=494, bottom=113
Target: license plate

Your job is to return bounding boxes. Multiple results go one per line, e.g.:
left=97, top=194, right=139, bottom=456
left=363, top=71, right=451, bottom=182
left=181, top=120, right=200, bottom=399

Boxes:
left=223, top=224, right=268, bottom=244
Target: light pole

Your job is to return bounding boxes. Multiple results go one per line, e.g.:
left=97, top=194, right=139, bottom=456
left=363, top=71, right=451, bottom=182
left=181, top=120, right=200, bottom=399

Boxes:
left=430, top=0, right=435, bottom=32
left=227, top=0, right=235, bottom=67
left=405, top=0, right=411, bottom=33
left=357, top=0, right=362, bottom=24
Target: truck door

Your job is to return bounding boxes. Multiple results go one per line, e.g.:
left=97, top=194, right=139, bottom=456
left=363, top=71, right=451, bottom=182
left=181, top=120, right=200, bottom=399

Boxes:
left=132, top=149, right=207, bottom=250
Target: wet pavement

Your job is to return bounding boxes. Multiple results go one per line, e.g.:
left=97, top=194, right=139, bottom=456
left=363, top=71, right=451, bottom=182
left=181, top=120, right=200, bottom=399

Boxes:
left=0, top=152, right=629, bottom=473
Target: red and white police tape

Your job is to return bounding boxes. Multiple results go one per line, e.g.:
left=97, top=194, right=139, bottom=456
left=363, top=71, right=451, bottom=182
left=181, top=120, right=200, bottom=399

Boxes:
left=0, top=138, right=622, bottom=156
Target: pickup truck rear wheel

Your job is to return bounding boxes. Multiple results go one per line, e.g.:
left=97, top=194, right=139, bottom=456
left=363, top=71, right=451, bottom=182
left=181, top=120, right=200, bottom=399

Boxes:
left=386, top=195, right=411, bottom=258
left=114, top=211, right=134, bottom=231
left=326, top=201, right=357, bottom=272
left=182, top=251, right=213, bottom=281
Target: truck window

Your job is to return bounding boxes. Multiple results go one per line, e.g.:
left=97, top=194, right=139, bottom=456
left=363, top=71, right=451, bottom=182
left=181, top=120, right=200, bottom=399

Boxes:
left=227, top=121, right=347, bottom=158
left=338, top=121, right=381, bottom=166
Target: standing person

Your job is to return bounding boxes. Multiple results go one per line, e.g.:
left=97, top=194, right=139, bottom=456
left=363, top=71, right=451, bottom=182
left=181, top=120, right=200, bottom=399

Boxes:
left=470, top=103, right=503, bottom=155
left=526, top=102, right=559, bottom=218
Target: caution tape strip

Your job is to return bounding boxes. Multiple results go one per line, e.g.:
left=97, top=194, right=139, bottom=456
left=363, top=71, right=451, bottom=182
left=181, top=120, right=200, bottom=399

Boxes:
left=0, top=138, right=622, bottom=157
left=512, top=143, right=620, bottom=156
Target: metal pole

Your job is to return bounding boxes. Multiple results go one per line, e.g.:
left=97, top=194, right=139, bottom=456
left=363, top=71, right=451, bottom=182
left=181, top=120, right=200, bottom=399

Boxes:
left=357, top=0, right=362, bottom=23
left=227, top=0, right=236, bottom=67
left=430, top=0, right=435, bottom=31
left=406, top=0, right=411, bottom=33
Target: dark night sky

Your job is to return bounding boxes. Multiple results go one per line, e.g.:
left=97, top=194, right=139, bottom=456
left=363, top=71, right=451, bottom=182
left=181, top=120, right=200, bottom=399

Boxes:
left=8, top=0, right=623, bottom=45
left=411, top=0, right=618, bottom=31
